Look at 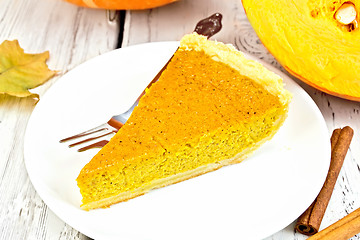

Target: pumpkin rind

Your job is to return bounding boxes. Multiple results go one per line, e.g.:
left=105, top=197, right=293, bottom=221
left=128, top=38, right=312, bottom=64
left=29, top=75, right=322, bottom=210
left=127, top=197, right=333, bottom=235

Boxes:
left=242, top=0, right=360, bottom=101
left=64, top=0, right=178, bottom=10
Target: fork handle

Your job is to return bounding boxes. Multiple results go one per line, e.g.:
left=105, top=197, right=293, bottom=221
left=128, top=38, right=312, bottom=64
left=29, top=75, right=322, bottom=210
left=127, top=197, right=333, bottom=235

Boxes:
left=136, top=13, right=223, bottom=101
left=107, top=118, right=124, bottom=130
left=194, top=13, right=222, bottom=38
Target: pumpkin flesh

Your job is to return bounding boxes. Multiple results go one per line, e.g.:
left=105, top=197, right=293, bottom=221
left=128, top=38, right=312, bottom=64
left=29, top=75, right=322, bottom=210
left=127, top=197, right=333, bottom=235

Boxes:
left=242, top=0, right=360, bottom=101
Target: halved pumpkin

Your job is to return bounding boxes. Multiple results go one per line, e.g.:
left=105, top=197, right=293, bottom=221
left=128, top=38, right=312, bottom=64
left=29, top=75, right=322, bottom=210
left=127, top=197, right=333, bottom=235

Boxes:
left=242, top=0, right=360, bottom=101
left=64, top=0, right=178, bottom=10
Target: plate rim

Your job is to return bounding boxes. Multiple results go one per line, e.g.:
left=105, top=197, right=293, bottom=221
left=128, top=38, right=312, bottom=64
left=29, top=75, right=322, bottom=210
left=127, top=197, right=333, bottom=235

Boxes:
left=24, top=40, right=330, bottom=240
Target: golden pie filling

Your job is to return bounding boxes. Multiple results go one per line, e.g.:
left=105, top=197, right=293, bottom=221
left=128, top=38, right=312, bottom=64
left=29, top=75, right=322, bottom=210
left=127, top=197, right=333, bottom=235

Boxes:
left=77, top=33, right=292, bottom=210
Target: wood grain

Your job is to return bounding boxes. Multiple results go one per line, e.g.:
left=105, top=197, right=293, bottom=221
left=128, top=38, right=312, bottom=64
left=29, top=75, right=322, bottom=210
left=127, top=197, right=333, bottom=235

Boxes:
left=0, top=0, right=359, bottom=239
left=0, top=0, right=119, bottom=239
left=123, top=0, right=360, bottom=239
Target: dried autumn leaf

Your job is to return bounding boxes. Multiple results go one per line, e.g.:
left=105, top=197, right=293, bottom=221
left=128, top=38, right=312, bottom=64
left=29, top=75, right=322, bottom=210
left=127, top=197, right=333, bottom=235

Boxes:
left=0, top=40, right=56, bottom=99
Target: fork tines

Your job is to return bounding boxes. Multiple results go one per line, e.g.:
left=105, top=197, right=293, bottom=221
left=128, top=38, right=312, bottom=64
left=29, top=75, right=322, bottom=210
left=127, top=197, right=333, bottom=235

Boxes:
left=60, top=120, right=123, bottom=151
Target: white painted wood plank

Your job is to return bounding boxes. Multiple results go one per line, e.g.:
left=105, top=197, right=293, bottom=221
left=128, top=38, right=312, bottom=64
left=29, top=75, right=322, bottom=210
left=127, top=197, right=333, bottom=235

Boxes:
left=122, top=0, right=244, bottom=46
left=0, top=0, right=358, bottom=238
left=0, top=0, right=120, bottom=239
left=123, top=0, right=360, bottom=239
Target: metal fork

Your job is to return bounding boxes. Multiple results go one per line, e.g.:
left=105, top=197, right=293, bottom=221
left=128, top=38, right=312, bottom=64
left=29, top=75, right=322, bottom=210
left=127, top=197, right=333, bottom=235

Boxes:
left=60, top=13, right=222, bottom=151
left=59, top=112, right=126, bottom=152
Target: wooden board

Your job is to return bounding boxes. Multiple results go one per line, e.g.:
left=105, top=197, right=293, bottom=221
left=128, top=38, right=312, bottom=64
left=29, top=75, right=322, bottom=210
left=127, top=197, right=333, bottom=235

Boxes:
left=0, top=0, right=359, bottom=239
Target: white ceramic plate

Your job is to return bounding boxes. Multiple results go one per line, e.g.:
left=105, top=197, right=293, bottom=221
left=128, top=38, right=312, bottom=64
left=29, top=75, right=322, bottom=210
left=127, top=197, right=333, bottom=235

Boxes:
left=24, top=41, right=330, bottom=240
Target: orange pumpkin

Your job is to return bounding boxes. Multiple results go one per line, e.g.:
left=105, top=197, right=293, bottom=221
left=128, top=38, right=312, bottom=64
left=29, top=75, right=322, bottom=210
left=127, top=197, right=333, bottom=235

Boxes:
left=242, top=0, right=360, bottom=101
left=64, top=0, right=178, bottom=10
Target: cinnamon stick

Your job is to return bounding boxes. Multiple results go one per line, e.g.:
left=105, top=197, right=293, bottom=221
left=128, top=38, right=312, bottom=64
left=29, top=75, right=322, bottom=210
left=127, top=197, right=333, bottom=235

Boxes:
left=307, top=207, right=360, bottom=240
left=295, top=126, right=354, bottom=236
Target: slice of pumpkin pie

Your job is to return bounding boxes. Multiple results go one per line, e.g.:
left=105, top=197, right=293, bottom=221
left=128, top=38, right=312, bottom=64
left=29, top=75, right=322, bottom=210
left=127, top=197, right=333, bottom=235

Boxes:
left=77, top=33, right=292, bottom=210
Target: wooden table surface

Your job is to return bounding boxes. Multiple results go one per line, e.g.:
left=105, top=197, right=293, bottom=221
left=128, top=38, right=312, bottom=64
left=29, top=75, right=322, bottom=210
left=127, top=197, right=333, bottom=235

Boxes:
left=0, top=0, right=359, bottom=239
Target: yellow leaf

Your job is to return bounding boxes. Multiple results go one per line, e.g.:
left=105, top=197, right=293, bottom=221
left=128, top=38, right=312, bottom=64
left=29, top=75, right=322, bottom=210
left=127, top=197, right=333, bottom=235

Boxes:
left=0, top=40, right=57, bottom=99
